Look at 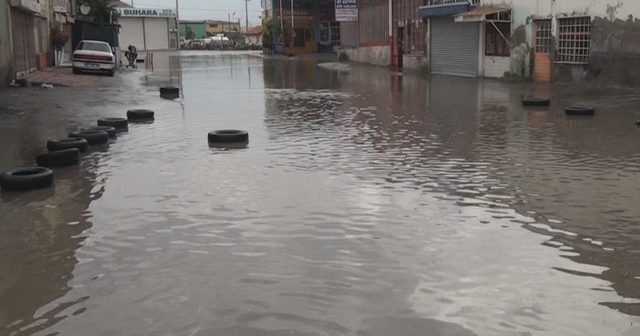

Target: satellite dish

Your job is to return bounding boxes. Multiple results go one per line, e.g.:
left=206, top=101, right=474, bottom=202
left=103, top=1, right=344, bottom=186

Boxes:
left=80, top=4, right=91, bottom=15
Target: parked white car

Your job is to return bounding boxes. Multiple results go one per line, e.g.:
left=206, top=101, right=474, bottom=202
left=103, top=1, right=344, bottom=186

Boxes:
left=72, top=40, right=116, bottom=76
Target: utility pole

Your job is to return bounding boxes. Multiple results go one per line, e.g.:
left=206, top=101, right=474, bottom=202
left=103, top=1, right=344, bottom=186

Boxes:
left=176, top=0, right=181, bottom=50
left=290, top=0, right=294, bottom=55
left=279, top=0, right=283, bottom=44
left=245, top=0, right=249, bottom=32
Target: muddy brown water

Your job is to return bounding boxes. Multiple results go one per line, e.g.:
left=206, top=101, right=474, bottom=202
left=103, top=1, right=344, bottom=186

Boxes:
left=1, top=51, right=639, bottom=335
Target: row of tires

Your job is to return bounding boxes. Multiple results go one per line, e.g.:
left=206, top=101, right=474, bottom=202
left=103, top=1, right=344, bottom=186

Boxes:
left=0, top=110, right=155, bottom=192
left=521, top=97, right=596, bottom=116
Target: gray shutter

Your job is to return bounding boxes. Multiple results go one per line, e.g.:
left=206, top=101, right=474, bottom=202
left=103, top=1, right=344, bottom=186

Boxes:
left=430, top=17, right=479, bottom=77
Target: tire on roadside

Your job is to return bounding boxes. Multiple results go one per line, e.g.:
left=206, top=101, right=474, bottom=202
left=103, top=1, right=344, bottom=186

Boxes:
left=127, top=109, right=155, bottom=121
left=36, top=148, right=80, bottom=167
left=47, top=137, right=89, bottom=152
left=97, top=117, right=128, bottom=129
left=522, top=97, right=550, bottom=107
left=84, top=126, right=117, bottom=138
left=565, top=105, right=595, bottom=116
left=0, top=167, right=54, bottom=191
left=160, top=86, right=180, bottom=100
left=208, top=130, right=249, bottom=144
left=69, top=130, right=110, bottom=145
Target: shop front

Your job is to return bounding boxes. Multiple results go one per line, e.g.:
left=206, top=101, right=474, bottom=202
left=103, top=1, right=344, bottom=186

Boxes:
left=115, top=7, right=178, bottom=51
left=277, top=9, right=317, bottom=55
left=269, top=0, right=339, bottom=55
left=9, top=0, right=48, bottom=77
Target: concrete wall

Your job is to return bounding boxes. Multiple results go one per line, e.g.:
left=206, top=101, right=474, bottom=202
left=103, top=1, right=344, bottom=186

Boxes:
left=343, top=46, right=390, bottom=67
left=0, top=0, right=12, bottom=86
left=403, top=54, right=427, bottom=71
left=484, top=55, right=510, bottom=78
left=481, top=0, right=640, bottom=86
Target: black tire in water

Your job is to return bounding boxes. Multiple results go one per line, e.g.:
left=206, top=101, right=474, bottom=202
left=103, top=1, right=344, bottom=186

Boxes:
left=97, top=117, right=128, bottom=129
left=208, top=130, right=249, bottom=144
left=47, top=137, right=89, bottom=152
left=565, top=105, right=595, bottom=116
left=127, top=109, right=155, bottom=121
left=160, top=86, right=180, bottom=100
left=0, top=167, right=54, bottom=191
left=84, top=126, right=117, bottom=138
left=522, top=97, right=550, bottom=107
left=36, top=148, right=80, bottom=167
left=160, top=86, right=179, bottom=95
left=69, top=130, right=110, bottom=145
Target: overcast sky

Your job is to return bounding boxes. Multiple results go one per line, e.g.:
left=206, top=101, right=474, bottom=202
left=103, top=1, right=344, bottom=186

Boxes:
left=129, top=0, right=263, bottom=26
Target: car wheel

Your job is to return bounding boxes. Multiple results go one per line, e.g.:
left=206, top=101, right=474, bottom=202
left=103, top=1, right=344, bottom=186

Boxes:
left=73, top=67, right=81, bottom=75
left=107, top=69, right=115, bottom=77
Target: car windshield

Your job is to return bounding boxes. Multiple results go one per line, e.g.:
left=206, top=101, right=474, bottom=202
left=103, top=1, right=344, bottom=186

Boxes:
left=78, top=41, right=111, bottom=53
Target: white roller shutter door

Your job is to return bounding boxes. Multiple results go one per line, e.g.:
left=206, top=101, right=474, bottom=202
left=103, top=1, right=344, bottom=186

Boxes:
left=431, top=17, right=479, bottom=77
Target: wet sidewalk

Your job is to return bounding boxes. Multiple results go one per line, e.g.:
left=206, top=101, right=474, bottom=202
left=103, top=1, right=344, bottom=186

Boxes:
left=24, top=67, right=119, bottom=87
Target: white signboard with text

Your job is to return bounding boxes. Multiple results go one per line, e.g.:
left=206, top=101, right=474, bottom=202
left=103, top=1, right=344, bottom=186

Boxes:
left=116, top=8, right=176, bottom=18
left=335, top=0, right=358, bottom=22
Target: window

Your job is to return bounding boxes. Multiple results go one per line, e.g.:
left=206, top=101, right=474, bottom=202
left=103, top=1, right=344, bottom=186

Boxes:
left=534, top=20, right=552, bottom=53
left=485, top=22, right=510, bottom=57
left=209, top=24, right=219, bottom=28
left=78, top=41, right=112, bottom=53
left=557, top=17, right=591, bottom=64
left=320, top=22, right=341, bottom=44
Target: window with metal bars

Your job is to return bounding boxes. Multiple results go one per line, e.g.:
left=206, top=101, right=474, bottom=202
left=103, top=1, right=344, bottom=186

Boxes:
left=534, top=20, right=552, bottom=53
left=557, top=17, right=591, bottom=64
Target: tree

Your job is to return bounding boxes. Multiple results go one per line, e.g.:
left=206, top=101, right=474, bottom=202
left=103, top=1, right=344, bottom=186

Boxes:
left=262, top=19, right=281, bottom=46
left=78, top=0, right=118, bottom=24
left=185, top=26, right=196, bottom=40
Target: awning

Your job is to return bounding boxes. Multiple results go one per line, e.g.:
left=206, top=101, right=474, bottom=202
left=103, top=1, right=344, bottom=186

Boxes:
left=418, top=2, right=470, bottom=18
left=454, top=6, right=511, bottom=23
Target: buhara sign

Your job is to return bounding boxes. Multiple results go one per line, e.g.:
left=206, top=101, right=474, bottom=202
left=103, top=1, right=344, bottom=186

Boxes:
left=117, top=8, right=176, bottom=18
left=336, top=0, right=358, bottom=22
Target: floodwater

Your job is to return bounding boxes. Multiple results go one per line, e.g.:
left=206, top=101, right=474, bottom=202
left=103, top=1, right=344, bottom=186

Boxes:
left=1, top=51, right=639, bottom=336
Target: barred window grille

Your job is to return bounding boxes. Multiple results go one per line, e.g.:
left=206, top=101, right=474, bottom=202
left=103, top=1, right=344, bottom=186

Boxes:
left=557, top=17, right=591, bottom=64
left=534, top=20, right=551, bottom=53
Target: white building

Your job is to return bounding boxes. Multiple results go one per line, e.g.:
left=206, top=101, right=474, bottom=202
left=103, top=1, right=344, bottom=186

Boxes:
left=115, top=7, right=178, bottom=51
left=414, top=0, right=640, bottom=85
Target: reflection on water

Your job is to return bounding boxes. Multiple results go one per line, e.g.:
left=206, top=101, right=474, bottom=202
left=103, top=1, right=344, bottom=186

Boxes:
left=0, top=51, right=639, bottom=336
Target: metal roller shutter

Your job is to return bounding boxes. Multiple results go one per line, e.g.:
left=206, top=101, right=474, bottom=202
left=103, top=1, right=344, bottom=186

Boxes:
left=431, top=17, right=479, bottom=77
left=144, top=18, right=169, bottom=50
left=10, top=8, right=37, bottom=77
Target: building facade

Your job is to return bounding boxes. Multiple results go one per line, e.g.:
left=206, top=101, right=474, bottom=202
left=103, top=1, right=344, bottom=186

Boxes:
left=179, top=20, right=207, bottom=39
left=340, top=0, right=391, bottom=66
left=206, top=20, right=241, bottom=36
left=115, top=7, right=178, bottom=51
left=8, top=0, right=51, bottom=78
left=262, top=0, right=339, bottom=55
left=338, top=0, right=640, bottom=86
left=1, top=0, right=12, bottom=85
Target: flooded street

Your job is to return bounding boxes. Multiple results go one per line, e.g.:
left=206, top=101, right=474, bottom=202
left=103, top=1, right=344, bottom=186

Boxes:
left=1, top=51, right=639, bottom=335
